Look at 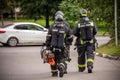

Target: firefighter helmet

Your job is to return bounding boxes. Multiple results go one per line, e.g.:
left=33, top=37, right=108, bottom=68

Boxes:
left=55, top=11, right=64, bottom=17
left=80, top=9, right=87, bottom=17
left=55, top=14, right=64, bottom=21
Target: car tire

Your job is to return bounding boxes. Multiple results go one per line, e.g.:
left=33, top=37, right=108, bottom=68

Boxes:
left=7, top=37, right=18, bottom=47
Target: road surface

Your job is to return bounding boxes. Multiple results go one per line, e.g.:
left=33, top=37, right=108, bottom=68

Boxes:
left=0, top=36, right=120, bottom=80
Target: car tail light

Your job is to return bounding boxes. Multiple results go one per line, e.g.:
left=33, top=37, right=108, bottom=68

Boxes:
left=0, top=30, right=6, bottom=34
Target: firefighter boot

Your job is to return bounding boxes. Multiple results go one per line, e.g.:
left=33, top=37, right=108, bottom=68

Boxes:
left=58, top=64, right=65, bottom=77
left=52, top=71, right=58, bottom=77
left=64, top=67, right=67, bottom=74
left=64, top=70, right=67, bottom=74
left=79, top=67, right=85, bottom=72
left=88, top=66, right=93, bottom=73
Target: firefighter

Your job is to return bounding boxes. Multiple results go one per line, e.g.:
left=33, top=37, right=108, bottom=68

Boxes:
left=73, top=9, right=97, bottom=73
left=55, top=11, right=73, bottom=63
left=55, top=11, right=73, bottom=73
left=45, top=11, right=73, bottom=77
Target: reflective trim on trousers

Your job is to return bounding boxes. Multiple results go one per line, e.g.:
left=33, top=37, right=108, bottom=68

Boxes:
left=80, top=39, right=94, bottom=44
left=78, top=64, right=86, bottom=68
left=87, top=59, right=94, bottom=63
left=65, top=61, right=69, bottom=64
left=51, top=70, right=58, bottom=72
left=59, top=63, right=65, bottom=67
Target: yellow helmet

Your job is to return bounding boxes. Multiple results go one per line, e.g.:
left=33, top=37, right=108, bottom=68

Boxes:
left=80, top=9, right=87, bottom=17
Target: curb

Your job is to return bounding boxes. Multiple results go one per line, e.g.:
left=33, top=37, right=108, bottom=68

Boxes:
left=95, top=52, right=120, bottom=61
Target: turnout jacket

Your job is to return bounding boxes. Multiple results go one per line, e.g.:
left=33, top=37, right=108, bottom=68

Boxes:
left=46, top=21, right=72, bottom=49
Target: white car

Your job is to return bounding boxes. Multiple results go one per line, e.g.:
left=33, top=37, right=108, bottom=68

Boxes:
left=0, top=22, right=48, bottom=47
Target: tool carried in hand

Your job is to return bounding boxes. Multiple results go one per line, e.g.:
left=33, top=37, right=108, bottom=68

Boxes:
left=41, top=46, right=55, bottom=66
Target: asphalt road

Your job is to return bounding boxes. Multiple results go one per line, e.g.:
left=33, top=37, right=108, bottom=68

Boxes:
left=0, top=36, right=120, bottom=80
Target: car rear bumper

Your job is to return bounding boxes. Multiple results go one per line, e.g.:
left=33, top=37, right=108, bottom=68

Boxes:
left=0, top=35, right=8, bottom=43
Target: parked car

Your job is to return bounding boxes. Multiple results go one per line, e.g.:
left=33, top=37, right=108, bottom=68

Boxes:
left=0, top=22, right=48, bottom=47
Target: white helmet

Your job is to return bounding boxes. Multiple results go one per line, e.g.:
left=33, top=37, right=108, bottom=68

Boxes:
left=55, top=14, right=64, bottom=21
left=55, top=11, right=64, bottom=17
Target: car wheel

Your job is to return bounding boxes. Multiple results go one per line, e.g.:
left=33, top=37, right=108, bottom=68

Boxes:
left=7, top=37, right=18, bottom=47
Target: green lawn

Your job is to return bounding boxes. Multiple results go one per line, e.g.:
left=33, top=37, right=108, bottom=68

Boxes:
left=97, top=28, right=109, bottom=35
left=13, top=19, right=53, bottom=27
left=96, top=40, right=120, bottom=56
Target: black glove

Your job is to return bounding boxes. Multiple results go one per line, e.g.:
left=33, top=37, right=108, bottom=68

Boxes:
left=68, top=37, right=73, bottom=42
left=74, top=41, right=77, bottom=46
left=46, top=46, right=50, bottom=50
left=67, top=36, right=73, bottom=45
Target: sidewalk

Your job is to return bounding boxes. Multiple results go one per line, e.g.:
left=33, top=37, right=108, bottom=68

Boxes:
left=0, top=21, right=13, bottom=27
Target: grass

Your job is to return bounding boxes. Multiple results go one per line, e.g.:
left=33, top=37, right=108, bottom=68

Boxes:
left=96, top=40, right=120, bottom=56
left=97, top=28, right=109, bottom=35
left=13, top=19, right=53, bottom=27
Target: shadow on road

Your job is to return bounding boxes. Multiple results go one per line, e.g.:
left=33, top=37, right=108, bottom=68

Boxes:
left=0, top=44, right=44, bottom=47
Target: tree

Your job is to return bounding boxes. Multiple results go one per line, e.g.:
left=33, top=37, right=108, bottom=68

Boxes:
left=59, top=0, right=80, bottom=28
left=59, top=0, right=119, bottom=39
left=20, top=0, right=62, bottom=28
left=118, top=0, right=120, bottom=39
left=77, top=0, right=114, bottom=37
left=0, top=0, right=14, bottom=26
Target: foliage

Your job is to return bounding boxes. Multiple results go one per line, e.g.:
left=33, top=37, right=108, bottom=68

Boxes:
left=118, top=0, right=120, bottom=38
left=96, top=21, right=110, bottom=35
left=59, top=0, right=119, bottom=39
left=0, top=0, right=14, bottom=12
left=20, top=0, right=61, bottom=28
left=74, top=0, right=114, bottom=25
left=59, top=0, right=80, bottom=28
left=0, top=0, right=14, bottom=26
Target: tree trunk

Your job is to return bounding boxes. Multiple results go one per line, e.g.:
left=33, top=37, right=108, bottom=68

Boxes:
left=45, top=5, right=49, bottom=28
left=0, top=12, right=4, bottom=27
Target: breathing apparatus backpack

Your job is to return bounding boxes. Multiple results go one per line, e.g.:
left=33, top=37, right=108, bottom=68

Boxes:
left=79, top=21, right=94, bottom=41
left=51, top=23, right=66, bottom=49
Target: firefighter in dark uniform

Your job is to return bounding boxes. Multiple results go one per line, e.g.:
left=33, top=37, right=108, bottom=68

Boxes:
left=55, top=11, right=72, bottom=63
left=46, top=11, right=73, bottom=77
left=73, top=9, right=97, bottom=73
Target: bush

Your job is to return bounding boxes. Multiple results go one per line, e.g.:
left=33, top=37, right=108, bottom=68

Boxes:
left=96, top=21, right=110, bottom=35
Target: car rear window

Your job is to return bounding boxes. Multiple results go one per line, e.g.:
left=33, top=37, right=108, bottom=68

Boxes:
left=14, top=25, right=29, bottom=30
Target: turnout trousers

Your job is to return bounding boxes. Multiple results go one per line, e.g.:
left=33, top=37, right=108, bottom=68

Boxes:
left=50, top=49, right=67, bottom=74
left=77, top=43, right=95, bottom=71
